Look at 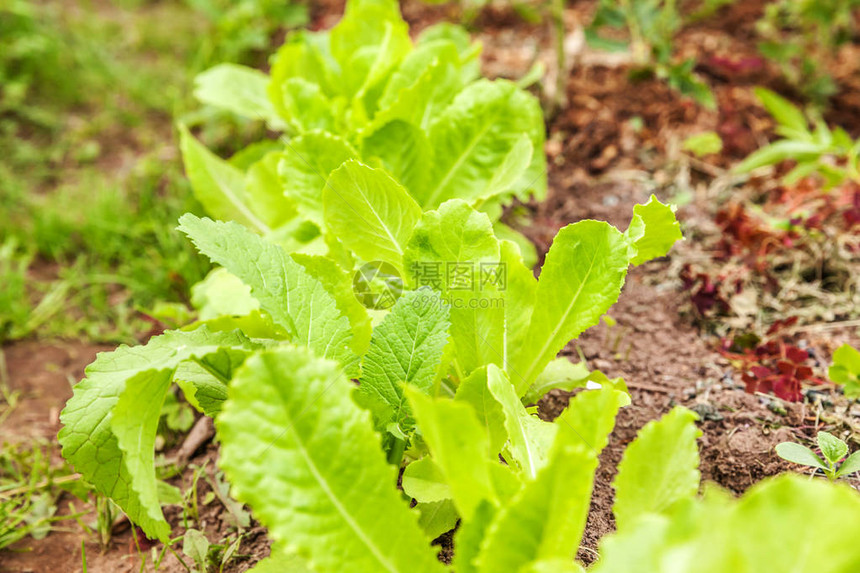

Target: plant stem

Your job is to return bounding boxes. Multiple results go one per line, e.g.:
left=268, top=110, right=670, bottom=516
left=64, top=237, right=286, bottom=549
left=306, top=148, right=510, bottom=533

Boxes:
left=387, top=437, right=406, bottom=467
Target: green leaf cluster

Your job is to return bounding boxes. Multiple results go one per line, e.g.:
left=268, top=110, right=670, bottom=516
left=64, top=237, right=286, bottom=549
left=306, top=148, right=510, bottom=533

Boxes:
left=182, top=0, right=546, bottom=266
left=776, top=430, right=860, bottom=482
left=219, top=358, right=860, bottom=573
left=735, top=88, right=860, bottom=187
left=60, top=22, right=692, bottom=561
left=756, top=0, right=859, bottom=107
left=56, top=176, right=860, bottom=570
left=585, top=0, right=714, bottom=108
left=59, top=178, right=682, bottom=544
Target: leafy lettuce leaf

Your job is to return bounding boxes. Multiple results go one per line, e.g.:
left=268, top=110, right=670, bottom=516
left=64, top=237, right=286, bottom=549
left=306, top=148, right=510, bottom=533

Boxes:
left=218, top=346, right=446, bottom=573
left=323, top=160, right=422, bottom=274
left=58, top=327, right=262, bottom=540
left=178, top=214, right=358, bottom=375
left=355, top=289, right=450, bottom=436
left=612, top=407, right=701, bottom=530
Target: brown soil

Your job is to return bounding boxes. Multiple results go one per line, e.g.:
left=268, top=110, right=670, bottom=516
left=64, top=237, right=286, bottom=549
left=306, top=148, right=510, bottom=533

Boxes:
left=1, top=342, right=110, bottom=443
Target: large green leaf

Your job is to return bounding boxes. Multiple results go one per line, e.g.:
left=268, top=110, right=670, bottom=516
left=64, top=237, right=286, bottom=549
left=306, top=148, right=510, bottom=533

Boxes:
left=624, top=195, right=682, bottom=265
left=268, top=32, right=338, bottom=125
left=245, top=152, right=299, bottom=229
left=590, top=503, right=707, bottom=573
left=554, top=387, right=629, bottom=456
left=478, top=134, right=534, bottom=204
left=495, top=225, right=538, bottom=269
left=453, top=501, right=497, bottom=573
left=470, top=387, right=621, bottom=571
left=476, top=443, right=597, bottom=572
left=416, top=80, right=545, bottom=209
left=280, top=78, right=339, bottom=134
left=191, top=268, right=259, bottom=321
left=368, top=40, right=466, bottom=133
left=361, top=120, right=432, bottom=195
left=415, top=499, right=459, bottom=541
left=402, top=457, right=451, bottom=503
left=323, top=160, right=422, bottom=273
left=329, top=0, right=410, bottom=105
left=612, top=407, right=701, bottom=530
left=510, top=221, right=630, bottom=394
left=416, top=23, right=481, bottom=82
left=293, top=253, right=373, bottom=355
left=280, top=131, right=358, bottom=227
left=720, top=476, right=860, bottom=572
left=403, top=200, right=500, bottom=279
left=174, top=344, right=264, bottom=417
left=377, top=39, right=463, bottom=115
left=355, top=289, right=450, bottom=433
left=454, top=366, right=507, bottom=456
left=193, top=64, right=283, bottom=127
left=218, top=347, right=445, bottom=573
left=58, top=327, right=261, bottom=541
left=407, top=389, right=499, bottom=520
left=593, top=476, right=860, bottom=573
left=500, top=240, right=537, bottom=371
left=403, top=200, right=504, bottom=374
left=178, top=215, right=358, bottom=374
left=179, top=126, right=270, bottom=234
left=486, top=365, right=556, bottom=479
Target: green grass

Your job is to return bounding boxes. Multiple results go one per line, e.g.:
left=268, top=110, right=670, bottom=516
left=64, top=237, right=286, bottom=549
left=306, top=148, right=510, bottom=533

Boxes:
left=0, top=439, right=86, bottom=550
left=0, top=0, right=307, bottom=343
left=0, top=1, right=208, bottom=342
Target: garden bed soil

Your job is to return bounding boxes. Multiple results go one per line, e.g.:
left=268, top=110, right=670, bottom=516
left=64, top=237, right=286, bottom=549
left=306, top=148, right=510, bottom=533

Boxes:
left=3, top=0, right=860, bottom=571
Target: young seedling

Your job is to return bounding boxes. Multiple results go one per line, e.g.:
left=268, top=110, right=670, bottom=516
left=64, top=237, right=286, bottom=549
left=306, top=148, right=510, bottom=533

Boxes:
left=829, top=344, right=860, bottom=399
left=776, top=431, right=860, bottom=481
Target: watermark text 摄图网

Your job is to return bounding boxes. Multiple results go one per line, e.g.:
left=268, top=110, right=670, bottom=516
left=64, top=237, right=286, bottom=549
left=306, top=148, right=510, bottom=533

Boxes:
left=352, top=260, right=508, bottom=310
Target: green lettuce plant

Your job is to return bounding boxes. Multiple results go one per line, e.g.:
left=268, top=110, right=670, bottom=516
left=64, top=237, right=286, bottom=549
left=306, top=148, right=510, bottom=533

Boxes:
left=57, top=175, right=860, bottom=569
left=58, top=173, right=682, bottom=543
left=182, top=0, right=546, bottom=264
left=776, top=431, right=860, bottom=482
left=220, top=354, right=860, bottom=572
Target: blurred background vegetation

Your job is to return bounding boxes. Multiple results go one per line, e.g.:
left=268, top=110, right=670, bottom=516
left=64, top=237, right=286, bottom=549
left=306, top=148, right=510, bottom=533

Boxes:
left=0, top=0, right=308, bottom=343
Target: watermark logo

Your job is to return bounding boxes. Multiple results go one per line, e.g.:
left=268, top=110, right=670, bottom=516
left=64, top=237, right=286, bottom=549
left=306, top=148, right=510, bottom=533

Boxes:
left=352, top=261, right=404, bottom=310
left=410, top=262, right=507, bottom=291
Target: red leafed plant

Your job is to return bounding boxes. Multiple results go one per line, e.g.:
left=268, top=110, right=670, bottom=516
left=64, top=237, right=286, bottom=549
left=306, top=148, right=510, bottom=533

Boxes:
left=720, top=318, right=825, bottom=402
left=714, top=202, right=799, bottom=267
left=680, top=264, right=731, bottom=317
